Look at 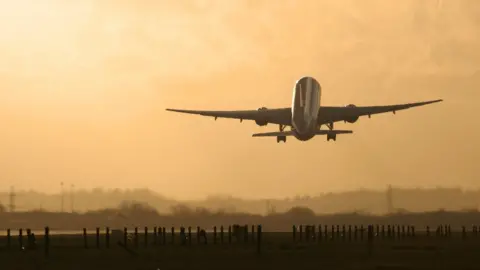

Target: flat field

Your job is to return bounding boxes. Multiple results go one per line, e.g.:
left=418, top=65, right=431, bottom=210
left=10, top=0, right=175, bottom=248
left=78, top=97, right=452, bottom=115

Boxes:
left=1, top=228, right=480, bottom=270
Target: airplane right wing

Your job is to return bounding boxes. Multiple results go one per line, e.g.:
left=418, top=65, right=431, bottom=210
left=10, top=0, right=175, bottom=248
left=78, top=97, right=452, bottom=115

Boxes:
left=318, top=99, right=443, bottom=125
left=166, top=107, right=292, bottom=126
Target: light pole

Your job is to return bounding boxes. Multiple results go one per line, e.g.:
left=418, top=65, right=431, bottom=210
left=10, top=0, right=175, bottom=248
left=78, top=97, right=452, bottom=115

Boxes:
left=70, top=184, right=75, bottom=213
left=60, top=182, right=64, bottom=212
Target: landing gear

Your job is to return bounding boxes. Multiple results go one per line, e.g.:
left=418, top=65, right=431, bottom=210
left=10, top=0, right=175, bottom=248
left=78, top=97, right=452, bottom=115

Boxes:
left=277, top=136, right=287, bottom=143
left=326, top=122, right=334, bottom=130
left=327, top=134, right=336, bottom=141
left=279, top=124, right=285, bottom=132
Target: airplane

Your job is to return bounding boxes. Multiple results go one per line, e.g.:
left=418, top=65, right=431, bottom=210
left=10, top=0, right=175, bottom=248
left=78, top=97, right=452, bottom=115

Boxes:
left=166, top=76, right=442, bottom=143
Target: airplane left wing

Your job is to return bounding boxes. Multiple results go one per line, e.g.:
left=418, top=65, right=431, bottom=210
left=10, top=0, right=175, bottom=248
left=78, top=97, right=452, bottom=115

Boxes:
left=318, top=99, right=443, bottom=125
left=165, top=107, right=292, bottom=126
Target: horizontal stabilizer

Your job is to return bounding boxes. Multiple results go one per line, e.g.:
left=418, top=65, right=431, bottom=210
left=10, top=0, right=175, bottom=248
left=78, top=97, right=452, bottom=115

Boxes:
left=252, top=130, right=353, bottom=137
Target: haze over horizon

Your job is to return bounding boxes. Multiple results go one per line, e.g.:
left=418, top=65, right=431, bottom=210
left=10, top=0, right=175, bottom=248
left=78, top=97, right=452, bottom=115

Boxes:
left=0, top=0, right=478, bottom=200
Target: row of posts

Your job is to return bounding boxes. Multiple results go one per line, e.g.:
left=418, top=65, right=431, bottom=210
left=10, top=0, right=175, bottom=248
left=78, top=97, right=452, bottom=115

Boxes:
left=3, top=225, right=263, bottom=256
left=292, top=224, right=480, bottom=242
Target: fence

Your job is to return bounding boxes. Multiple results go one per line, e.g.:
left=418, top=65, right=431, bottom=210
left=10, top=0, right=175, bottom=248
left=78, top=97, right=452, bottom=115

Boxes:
left=2, top=224, right=479, bottom=257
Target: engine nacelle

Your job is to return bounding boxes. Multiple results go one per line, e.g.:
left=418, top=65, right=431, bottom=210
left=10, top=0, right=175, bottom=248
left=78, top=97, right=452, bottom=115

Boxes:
left=255, top=107, right=268, bottom=126
left=344, top=104, right=359, bottom=123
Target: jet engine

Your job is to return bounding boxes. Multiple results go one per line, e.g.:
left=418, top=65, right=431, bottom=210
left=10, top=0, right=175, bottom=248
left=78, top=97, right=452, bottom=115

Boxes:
left=255, top=107, right=268, bottom=126
left=344, top=104, right=359, bottom=123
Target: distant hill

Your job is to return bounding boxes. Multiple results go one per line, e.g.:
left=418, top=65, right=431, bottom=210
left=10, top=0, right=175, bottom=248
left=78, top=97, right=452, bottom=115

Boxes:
left=0, top=187, right=479, bottom=215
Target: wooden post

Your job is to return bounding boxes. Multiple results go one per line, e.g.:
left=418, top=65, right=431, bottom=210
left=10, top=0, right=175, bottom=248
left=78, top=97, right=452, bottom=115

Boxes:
left=134, top=227, right=139, bottom=248
left=153, top=226, right=159, bottom=246
left=44, top=227, right=50, bottom=257
left=188, top=227, right=192, bottom=246
left=348, top=225, right=352, bottom=241
left=292, top=225, right=296, bottom=242
left=220, top=226, right=224, bottom=244
left=305, top=225, right=310, bottom=243
left=257, top=225, right=262, bottom=254
left=251, top=225, right=255, bottom=243
left=162, top=227, right=166, bottom=245
left=311, top=225, right=316, bottom=241
left=83, top=228, right=88, bottom=249
left=19, top=229, right=23, bottom=250
left=171, top=227, right=175, bottom=245
left=299, top=225, right=303, bottom=242
left=244, top=225, right=248, bottom=243
left=213, top=226, right=217, bottom=244
left=367, top=225, right=374, bottom=256
left=197, top=226, right=200, bottom=244
left=228, top=225, right=232, bottom=244
left=96, top=227, right=100, bottom=249
left=6, top=229, right=11, bottom=249
left=106, top=227, right=110, bottom=248
left=180, top=227, right=186, bottom=246
left=318, top=225, right=322, bottom=242
left=144, top=227, right=148, bottom=247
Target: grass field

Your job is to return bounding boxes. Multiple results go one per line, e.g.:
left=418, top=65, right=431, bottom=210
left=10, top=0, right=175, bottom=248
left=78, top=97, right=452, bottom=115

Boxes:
left=1, top=226, right=480, bottom=270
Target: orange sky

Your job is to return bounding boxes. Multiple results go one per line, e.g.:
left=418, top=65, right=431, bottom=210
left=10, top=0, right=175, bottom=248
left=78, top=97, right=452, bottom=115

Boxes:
left=0, top=0, right=478, bottom=200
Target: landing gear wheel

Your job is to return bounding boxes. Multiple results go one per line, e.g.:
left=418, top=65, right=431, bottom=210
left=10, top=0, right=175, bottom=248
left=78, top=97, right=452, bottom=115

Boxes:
left=327, top=134, right=337, bottom=141
left=326, top=122, right=334, bottom=130
left=277, top=136, right=287, bottom=143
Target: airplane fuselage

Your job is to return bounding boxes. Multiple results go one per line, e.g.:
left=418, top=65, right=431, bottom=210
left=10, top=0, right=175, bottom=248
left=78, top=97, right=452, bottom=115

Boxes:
left=291, top=76, right=321, bottom=141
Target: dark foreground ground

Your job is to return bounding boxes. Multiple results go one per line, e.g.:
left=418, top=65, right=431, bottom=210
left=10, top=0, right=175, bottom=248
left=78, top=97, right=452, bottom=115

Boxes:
left=1, top=229, right=480, bottom=270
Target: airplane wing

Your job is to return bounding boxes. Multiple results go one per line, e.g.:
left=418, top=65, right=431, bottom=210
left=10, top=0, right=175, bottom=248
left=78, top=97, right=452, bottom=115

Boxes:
left=252, top=130, right=353, bottom=137
left=165, top=107, right=292, bottom=126
left=318, top=99, right=443, bottom=125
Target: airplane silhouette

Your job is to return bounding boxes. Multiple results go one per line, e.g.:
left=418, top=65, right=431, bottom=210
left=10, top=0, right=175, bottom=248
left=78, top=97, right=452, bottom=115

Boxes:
left=166, top=76, right=442, bottom=143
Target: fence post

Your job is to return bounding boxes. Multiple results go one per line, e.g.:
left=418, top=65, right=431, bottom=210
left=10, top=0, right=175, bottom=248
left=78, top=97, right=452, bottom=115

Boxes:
left=106, top=227, right=110, bottom=248
left=213, top=226, right=217, bottom=244
left=162, top=227, right=166, bottom=245
left=197, top=226, right=200, bottom=244
left=292, top=225, right=296, bottom=242
left=134, top=227, right=139, bottom=248
left=318, top=225, right=322, bottom=242
left=6, top=229, right=11, bottom=249
left=251, top=225, right=255, bottom=243
left=44, top=227, right=50, bottom=257
left=83, top=228, right=88, bottom=249
left=220, top=226, right=224, bottom=244
left=96, top=227, right=100, bottom=249
left=171, top=227, right=175, bottom=245
left=19, top=229, right=23, bottom=250
left=144, top=227, right=148, bottom=248
left=228, top=225, right=232, bottom=244
left=188, top=227, right=192, bottom=246
left=244, top=225, right=248, bottom=243
left=257, top=225, right=262, bottom=254
left=299, top=225, right=303, bottom=242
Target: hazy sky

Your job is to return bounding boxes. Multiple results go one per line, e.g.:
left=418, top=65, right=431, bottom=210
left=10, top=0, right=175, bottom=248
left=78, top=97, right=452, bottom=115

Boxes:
left=0, top=0, right=479, bottom=200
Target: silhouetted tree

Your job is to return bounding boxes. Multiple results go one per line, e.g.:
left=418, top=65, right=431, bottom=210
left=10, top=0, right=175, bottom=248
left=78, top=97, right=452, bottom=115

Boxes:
left=285, top=206, right=315, bottom=217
